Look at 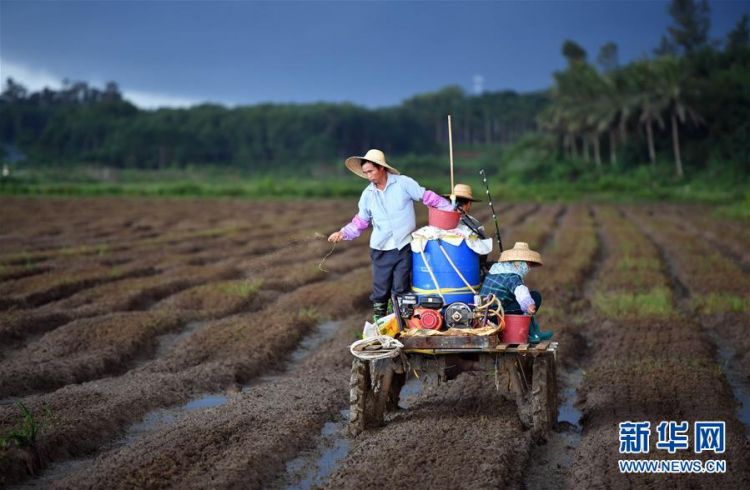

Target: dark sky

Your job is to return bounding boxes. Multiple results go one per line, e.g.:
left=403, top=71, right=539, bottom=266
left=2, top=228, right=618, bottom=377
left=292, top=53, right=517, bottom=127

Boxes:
left=1, top=0, right=748, bottom=108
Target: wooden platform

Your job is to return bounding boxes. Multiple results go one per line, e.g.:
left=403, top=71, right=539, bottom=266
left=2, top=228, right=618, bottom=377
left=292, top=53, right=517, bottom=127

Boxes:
left=400, top=333, right=498, bottom=350
left=402, top=340, right=557, bottom=356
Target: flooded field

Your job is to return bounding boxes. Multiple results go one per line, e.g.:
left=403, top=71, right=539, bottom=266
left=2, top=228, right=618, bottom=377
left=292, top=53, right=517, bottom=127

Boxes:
left=1, top=197, right=749, bottom=488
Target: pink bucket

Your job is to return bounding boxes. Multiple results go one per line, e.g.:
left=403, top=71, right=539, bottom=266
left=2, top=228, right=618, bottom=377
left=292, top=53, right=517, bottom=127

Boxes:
left=502, top=314, right=531, bottom=344
left=428, top=207, right=461, bottom=230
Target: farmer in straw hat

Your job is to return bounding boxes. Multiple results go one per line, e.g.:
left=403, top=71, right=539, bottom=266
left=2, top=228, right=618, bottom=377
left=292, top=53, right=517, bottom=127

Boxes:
left=479, top=241, right=553, bottom=343
left=329, top=149, right=453, bottom=320
left=444, top=183, right=487, bottom=240
left=444, top=183, right=490, bottom=279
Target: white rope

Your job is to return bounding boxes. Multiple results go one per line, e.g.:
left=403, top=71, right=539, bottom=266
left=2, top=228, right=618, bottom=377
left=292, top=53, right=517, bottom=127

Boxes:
left=418, top=248, right=446, bottom=302
left=436, top=240, right=478, bottom=295
left=350, top=336, right=404, bottom=360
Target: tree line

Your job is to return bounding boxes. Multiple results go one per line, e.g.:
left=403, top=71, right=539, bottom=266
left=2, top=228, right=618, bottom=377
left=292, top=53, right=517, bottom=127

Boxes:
left=538, top=0, right=749, bottom=179
left=0, top=79, right=546, bottom=171
left=1, top=0, right=747, bottom=181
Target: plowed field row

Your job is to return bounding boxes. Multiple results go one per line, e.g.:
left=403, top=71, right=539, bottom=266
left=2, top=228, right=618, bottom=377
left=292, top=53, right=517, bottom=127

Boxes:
left=3, top=197, right=747, bottom=489
left=628, top=207, right=750, bottom=391
left=0, top=198, right=338, bottom=253
left=659, top=204, right=750, bottom=268
left=0, top=201, right=536, bottom=488
left=566, top=206, right=750, bottom=488
left=0, top=262, right=373, bottom=485
left=0, top=201, right=535, bottom=485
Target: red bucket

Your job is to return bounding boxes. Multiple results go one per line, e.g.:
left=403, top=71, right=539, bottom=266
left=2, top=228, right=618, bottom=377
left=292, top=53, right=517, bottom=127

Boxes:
left=502, top=314, right=531, bottom=344
left=428, top=207, right=461, bottom=230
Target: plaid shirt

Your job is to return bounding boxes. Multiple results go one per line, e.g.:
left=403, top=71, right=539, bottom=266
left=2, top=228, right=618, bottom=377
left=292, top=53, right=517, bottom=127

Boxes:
left=480, top=272, right=524, bottom=310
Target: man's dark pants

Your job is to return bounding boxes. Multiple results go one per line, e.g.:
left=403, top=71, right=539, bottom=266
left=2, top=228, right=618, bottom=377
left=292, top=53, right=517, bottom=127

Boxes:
left=370, top=244, right=412, bottom=307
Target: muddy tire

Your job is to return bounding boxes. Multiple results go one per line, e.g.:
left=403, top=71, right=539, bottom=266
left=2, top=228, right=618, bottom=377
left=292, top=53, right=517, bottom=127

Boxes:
left=349, top=358, right=370, bottom=437
left=510, top=357, right=533, bottom=429
left=531, top=355, right=558, bottom=441
left=349, top=358, right=390, bottom=436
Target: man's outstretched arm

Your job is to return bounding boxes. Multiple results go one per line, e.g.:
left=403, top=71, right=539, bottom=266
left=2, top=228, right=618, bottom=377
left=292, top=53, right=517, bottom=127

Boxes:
left=422, top=190, right=453, bottom=211
left=329, top=214, right=370, bottom=242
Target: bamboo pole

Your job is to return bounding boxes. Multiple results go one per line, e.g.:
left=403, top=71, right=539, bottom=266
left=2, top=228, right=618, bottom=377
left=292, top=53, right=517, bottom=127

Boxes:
left=448, top=115, right=455, bottom=207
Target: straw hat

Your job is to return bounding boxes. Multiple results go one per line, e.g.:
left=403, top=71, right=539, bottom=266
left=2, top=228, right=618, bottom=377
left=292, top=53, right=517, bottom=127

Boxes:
left=345, top=149, right=400, bottom=179
left=442, top=183, right=481, bottom=202
left=499, top=242, right=543, bottom=266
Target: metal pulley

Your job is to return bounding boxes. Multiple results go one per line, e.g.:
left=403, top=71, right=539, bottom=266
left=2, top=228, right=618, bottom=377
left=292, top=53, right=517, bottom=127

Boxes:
left=445, top=302, right=473, bottom=329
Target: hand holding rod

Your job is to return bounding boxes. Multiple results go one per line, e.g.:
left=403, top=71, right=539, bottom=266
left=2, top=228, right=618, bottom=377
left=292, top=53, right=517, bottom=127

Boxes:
left=479, top=168, right=503, bottom=253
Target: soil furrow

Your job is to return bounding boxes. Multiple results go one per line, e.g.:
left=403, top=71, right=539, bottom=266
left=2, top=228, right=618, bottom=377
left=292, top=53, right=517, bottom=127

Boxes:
left=0, top=263, right=372, bottom=487
left=49, top=316, right=361, bottom=489
left=522, top=205, right=601, bottom=489
left=566, top=206, right=750, bottom=489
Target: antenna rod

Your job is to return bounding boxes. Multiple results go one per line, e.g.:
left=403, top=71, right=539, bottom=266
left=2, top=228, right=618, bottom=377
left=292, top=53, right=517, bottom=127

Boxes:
left=479, top=168, right=503, bottom=253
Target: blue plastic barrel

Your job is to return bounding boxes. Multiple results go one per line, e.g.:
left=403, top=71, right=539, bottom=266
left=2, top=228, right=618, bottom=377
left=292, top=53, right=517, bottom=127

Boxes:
left=412, top=239, right=480, bottom=304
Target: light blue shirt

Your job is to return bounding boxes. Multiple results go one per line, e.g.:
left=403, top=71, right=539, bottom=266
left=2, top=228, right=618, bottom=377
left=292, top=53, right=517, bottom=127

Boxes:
left=357, top=173, right=426, bottom=251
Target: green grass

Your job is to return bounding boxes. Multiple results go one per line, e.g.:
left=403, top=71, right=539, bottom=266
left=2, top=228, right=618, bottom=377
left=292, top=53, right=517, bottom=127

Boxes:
left=593, top=287, right=674, bottom=319
left=616, top=255, right=661, bottom=273
left=0, top=402, right=42, bottom=450
left=217, top=279, right=263, bottom=299
left=716, top=193, right=750, bottom=220
left=693, top=293, right=749, bottom=314
left=1, top=162, right=748, bottom=204
left=297, top=307, right=321, bottom=323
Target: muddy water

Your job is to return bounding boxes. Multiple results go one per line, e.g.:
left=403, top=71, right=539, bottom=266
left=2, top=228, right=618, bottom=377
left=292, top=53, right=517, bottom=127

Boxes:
left=14, top=320, right=345, bottom=488
left=136, top=319, right=344, bottom=421
left=522, top=366, right=584, bottom=490
left=281, top=369, right=427, bottom=488
left=710, top=329, right=750, bottom=438
left=154, top=320, right=208, bottom=358
left=282, top=409, right=351, bottom=489
left=557, top=367, right=583, bottom=429
left=398, top=376, right=425, bottom=409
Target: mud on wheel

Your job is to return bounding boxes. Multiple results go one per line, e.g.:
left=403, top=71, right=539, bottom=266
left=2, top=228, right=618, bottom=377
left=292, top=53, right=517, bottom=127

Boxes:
left=531, top=354, right=558, bottom=439
left=513, top=353, right=558, bottom=441
left=349, top=358, right=397, bottom=436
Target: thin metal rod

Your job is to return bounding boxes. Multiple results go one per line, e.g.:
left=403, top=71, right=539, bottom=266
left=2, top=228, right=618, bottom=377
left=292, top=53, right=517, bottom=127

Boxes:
left=479, top=168, right=503, bottom=253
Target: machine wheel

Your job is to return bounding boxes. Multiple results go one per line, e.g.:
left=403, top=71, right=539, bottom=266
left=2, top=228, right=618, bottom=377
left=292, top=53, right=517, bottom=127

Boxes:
left=348, top=358, right=392, bottom=436
left=510, top=357, right=533, bottom=430
left=349, top=358, right=371, bottom=436
left=530, top=354, right=558, bottom=441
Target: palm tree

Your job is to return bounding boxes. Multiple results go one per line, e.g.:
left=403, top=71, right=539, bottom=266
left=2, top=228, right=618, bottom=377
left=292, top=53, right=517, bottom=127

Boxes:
left=633, top=61, right=667, bottom=167
left=554, top=62, right=607, bottom=167
left=600, top=68, right=641, bottom=167
left=653, top=56, right=702, bottom=179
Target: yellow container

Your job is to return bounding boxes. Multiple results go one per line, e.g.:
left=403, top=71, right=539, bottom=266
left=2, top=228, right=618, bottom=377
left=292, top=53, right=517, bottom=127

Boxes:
left=377, top=313, right=400, bottom=337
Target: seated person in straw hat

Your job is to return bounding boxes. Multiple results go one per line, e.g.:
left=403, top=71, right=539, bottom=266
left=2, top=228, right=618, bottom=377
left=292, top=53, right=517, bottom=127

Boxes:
left=328, top=149, right=453, bottom=321
left=444, top=183, right=490, bottom=279
left=479, top=241, right=552, bottom=343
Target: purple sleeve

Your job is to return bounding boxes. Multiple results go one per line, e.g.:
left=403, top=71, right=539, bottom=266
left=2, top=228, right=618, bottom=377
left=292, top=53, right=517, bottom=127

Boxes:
left=422, top=190, right=453, bottom=211
left=340, top=214, right=370, bottom=240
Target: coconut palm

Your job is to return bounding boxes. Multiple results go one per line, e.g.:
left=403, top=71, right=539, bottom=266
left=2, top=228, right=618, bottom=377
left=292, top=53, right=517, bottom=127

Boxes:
left=631, top=61, right=668, bottom=167
left=653, top=56, right=702, bottom=178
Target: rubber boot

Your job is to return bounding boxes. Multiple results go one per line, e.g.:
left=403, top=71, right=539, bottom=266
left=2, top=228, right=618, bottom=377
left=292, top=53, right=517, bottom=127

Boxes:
left=527, top=316, right=553, bottom=343
left=373, top=302, right=388, bottom=323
